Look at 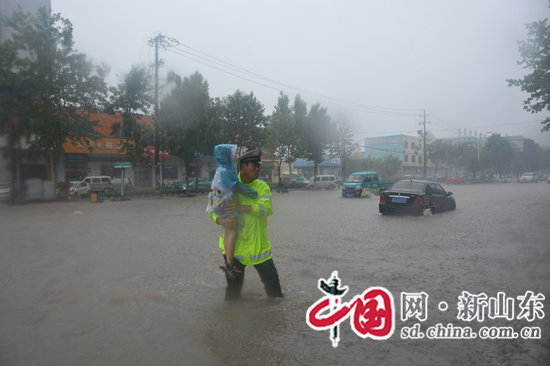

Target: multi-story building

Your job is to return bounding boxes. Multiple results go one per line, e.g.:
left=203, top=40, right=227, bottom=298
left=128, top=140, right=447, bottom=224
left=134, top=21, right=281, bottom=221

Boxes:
left=364, top=132, right=436, bottom=177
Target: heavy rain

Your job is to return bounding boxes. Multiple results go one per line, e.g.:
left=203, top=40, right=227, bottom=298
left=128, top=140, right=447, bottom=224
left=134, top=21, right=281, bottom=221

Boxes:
left=1, top=184, right=549, bottom=365
left=1, top=1, right=550, bottom=365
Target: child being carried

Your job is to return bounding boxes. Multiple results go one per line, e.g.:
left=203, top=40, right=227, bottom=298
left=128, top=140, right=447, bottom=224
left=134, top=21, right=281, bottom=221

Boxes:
left=206, top=144, right=258, bottom=278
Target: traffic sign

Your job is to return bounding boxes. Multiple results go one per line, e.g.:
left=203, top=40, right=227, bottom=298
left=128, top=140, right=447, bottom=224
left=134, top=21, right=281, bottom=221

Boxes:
left=114, top=162, right=131, bottom=168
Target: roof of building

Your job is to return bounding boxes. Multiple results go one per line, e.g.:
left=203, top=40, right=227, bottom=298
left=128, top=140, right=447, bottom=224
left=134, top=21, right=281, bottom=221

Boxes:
left=88, top=112, right=153, bottom=137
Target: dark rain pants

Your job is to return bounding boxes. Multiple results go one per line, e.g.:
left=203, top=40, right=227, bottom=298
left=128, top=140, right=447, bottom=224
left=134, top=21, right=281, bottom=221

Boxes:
left=224, top=257, right=283, bottom=301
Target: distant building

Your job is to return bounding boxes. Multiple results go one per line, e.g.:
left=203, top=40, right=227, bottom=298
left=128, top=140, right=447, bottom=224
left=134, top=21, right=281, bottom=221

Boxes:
left=364, top=132, right=436, bottom=177
left=293, top=157, right=341, bottom=178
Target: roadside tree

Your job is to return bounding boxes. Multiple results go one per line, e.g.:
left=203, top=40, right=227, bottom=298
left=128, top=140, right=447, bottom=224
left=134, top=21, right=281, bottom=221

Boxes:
left=162, top=71, right=214, bottom=190
left=302, top=103, right=335, bottom=185
left=508, top=17, right=550, bottom=132
left=455, top=142, right=487, bottom=178
left=106, top=64, right=152, bottom=160
left=331, top=122, right=358, bottom=178
left=266, top=92, right=301, bottom=184
left=511, top=138, right=546, bottom=173
left=347, top=156, right=401, bottom=180
left=220, top=90, right=266, bottom=150
left=428, top=139, right=455, bottom=178
left=292, top=94, right=308, bottom=149
left=484, top=134, right=514, bottom=175
left=0, top=7, right=108, bottom=192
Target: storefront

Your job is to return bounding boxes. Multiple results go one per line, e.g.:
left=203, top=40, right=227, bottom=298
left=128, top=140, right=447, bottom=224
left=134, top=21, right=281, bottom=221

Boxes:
left=293, top=157, right=341, bottom=179
left=62, top=137, right=131, bottom=182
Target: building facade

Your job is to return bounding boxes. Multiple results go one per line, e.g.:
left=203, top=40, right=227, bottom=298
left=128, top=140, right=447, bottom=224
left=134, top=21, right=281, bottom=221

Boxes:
left=364, top=132, right=436, bottom=177
left=293, top=157, right=341, bottom=178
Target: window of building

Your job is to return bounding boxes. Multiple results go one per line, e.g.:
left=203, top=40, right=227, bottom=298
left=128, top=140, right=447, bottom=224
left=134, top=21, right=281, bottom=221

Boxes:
left=404, top=141, right=408, bottom=149
left=411, top=142, right=415, bottom=149
left=404, top=154, right=408, bottom=162
left=412, top=155, right=416, bottom=163
left=419, top=156, right=422, bottom=164
left=164, top=165, right=178, bottom=179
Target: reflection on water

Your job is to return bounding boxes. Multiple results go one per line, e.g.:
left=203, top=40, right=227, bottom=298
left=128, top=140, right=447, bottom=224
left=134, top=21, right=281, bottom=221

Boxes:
left=0, top=184, right=548, bottom=365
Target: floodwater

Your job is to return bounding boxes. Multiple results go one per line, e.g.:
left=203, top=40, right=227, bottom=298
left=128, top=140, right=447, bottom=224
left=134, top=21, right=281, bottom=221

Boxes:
left=1, top=183, right=549, bottom=365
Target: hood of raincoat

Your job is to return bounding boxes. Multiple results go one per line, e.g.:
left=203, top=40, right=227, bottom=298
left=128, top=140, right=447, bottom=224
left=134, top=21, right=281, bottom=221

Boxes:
left=214, top=144, right=237, bottom=167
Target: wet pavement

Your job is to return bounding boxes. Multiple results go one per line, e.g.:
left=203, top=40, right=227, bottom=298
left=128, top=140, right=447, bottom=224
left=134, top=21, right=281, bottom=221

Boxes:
left=1, top=182, right=549, bottom=365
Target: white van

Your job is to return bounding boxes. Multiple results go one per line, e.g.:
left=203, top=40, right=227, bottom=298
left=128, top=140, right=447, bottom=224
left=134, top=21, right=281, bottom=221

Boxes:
left=307, top=175, right=337, bottom=190
left=81, top=176, right=112, bottom=192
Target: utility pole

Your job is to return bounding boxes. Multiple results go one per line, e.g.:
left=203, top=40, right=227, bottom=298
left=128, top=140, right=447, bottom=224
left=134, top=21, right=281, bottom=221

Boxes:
left=148, top=33, right=179, bottom=192
left=418, top=110, right=430, bottom=178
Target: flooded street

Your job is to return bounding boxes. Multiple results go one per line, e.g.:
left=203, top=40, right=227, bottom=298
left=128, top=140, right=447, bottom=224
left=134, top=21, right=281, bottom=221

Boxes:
left=1, top=183, right=549, bottom=365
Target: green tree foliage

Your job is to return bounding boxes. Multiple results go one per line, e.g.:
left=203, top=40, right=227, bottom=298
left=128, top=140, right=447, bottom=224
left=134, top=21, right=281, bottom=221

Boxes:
left=0, top=7, right=108, bottom=184
left=511, top=138, right=546, bottom=173
left=302, top=103, right=335, bottom=183
left=161, top=71, right=214, bottom=187
left=292, top=94, right=308, bottom=149
left=347, top=156, right=402, bottom=180
left=266, top=92, right=301, bottom=182
left=221, top=90, right=266, bottom=149
left=0, top=40, right=25, bottom=184
left=428, top=139, right=455, bottom=176
left=107, top=64, right=152, bottom=159
left=454, top=142, right=481, bottom=177
left=484, top=134, right=514, bottom=175
left=331, top=122, right=358, bottom=178
left=508, top=18, right=550, bottom=131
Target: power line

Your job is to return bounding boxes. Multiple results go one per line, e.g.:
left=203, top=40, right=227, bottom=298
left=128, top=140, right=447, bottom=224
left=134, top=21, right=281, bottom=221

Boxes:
left=357, top=114, right=544, bottom=138
left=429, top=113, right=545, bottom=133
left=160, top=38, right=547, bottom=141
left=166, top=42, right=423, bottom=117
left=167, top=47, right=286, bottom=93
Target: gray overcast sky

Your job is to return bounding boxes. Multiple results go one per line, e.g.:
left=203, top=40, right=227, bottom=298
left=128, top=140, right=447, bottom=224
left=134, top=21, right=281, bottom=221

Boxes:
left=52, top=0, right=550, bottom=146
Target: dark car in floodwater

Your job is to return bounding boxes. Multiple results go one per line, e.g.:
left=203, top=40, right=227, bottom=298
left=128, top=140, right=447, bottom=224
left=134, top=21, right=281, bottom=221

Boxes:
left=379, top=179, right=456, bottom=215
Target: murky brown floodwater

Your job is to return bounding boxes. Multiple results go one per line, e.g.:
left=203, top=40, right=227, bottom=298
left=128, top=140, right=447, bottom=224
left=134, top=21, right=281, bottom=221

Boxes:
left=1, top=182, right=549, bottom=365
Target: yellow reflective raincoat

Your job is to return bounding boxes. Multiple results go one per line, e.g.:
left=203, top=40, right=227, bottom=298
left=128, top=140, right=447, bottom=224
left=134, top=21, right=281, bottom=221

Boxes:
left=208, top=174, right=273, bottom=266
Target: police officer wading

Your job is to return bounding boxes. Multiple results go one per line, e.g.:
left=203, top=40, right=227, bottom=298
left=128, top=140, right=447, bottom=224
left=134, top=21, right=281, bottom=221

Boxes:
left=208, top=149, right=283, bottom=300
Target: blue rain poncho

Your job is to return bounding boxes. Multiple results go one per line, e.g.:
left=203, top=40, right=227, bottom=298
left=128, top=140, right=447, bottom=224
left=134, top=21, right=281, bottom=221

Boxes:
left=206, top=144, right=258, bottom=216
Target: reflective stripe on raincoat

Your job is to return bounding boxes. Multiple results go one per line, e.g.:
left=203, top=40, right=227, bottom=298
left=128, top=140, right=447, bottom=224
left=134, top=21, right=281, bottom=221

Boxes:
left=209, top=174, right=273, bottom=266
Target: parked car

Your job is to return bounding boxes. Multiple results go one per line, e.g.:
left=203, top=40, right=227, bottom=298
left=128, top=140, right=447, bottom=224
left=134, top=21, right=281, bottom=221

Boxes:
left=379, top=179, right=456, bottom=215
left=519, top=172, right=537, bottom=183
left=69, top=181, right=90, bottom=199
left=183, top=178, right=211, bottom=190
left=307, top=175, right=337, bottom=190
left=81, top=176, right=112, bottom=191
left=292, top=176, right=310, bottom=188
left=446, top=176, right=465, bottom=184
left=111, top=177, right=133, bottom=191
left=342, top=171, right=393, bottom=197
left=0, top=181, right=12, bottom=203
left=500, top=175, right=513, bottom=183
